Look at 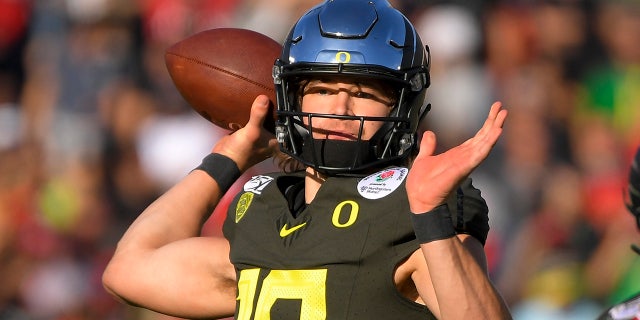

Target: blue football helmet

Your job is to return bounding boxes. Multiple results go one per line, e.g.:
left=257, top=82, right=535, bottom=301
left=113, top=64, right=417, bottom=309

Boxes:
left=273, top=0, right=430, bottom=175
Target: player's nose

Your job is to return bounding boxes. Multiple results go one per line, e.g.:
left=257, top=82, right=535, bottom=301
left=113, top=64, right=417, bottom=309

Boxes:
left=331, top=91, right=353, bottom=116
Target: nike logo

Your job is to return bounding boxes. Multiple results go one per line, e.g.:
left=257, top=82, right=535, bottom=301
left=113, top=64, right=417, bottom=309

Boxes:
left=279, top=223, right=307, bottom=237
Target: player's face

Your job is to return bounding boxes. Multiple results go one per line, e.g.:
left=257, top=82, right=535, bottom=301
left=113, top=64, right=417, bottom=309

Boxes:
left=300, top=78, right=395, bottom=141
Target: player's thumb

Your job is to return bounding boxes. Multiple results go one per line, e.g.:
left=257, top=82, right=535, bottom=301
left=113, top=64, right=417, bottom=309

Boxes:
left=248, top=95, right=270, bottom=128
left=416, top=131, right=437, bottom=158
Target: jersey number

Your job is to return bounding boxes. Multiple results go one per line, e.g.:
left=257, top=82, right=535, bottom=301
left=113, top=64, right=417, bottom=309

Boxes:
left=237, top=269, right=328, bottom=320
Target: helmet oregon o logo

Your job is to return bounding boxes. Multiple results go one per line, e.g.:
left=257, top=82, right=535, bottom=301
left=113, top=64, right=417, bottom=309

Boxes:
left=335, top=51, right=351, bottom=63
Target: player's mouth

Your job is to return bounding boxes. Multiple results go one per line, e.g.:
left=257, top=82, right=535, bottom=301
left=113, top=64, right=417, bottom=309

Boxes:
left=315, top=129, right=358, bottom=141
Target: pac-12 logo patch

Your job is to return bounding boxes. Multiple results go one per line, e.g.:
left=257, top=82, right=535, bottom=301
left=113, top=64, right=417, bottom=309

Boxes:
left=357, top=167, right=408, bottom=200
left=243, top=175, right=274, bottom=195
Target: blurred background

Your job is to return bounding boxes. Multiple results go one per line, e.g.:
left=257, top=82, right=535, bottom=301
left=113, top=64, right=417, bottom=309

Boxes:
left=0, top=0, right=639, bottom=319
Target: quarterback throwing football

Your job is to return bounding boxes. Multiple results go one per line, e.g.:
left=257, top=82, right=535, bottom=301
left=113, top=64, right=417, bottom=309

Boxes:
left=103, top=0, right=512, bottom=319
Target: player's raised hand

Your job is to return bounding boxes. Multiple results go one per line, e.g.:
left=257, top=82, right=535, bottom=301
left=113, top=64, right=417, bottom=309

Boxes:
left=406, top=102, right=507, bottom=213
left=212, top=95, right=278, bottom=171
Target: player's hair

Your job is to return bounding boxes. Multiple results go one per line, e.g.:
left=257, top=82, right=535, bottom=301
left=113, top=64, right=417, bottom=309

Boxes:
left=275, top=151, right=305, bottom=173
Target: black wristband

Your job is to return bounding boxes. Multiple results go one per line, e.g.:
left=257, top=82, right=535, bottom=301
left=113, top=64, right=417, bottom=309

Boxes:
left=194, top=153, right=241, bottom=192
left=410, top=204, right=457, bottom=243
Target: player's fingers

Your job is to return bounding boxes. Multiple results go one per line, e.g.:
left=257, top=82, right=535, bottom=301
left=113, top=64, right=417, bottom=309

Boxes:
left=484, top=103, right=507, bottom=143
left=488, top=101, right=502, bottom=120
left=489, top=102, right=507, bottom=129
left=477, top=102, right=503, bottom=135
left=495, top=108, right=508, bottom=129
left=468, top=102, right=506, bottom=146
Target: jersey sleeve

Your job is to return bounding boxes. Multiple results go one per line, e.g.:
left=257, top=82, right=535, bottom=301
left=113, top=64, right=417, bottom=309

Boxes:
left=445, top=177, right=490, bottom=245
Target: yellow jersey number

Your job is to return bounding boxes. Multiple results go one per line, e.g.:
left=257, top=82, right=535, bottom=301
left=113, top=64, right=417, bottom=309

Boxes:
left=237, top=268, right=328, bottom=320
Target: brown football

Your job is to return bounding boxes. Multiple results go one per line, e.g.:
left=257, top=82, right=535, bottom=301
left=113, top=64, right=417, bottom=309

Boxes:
left=165, top=28, right=281, bottom=132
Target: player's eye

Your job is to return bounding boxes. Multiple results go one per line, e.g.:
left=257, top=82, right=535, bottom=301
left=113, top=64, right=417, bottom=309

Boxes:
left=352, top=90, right=377, bottom=100
left=317, top=88, right=333, bottom=96
left=353, top=87, right=394, bottom=106
left=303, top=86, right=335, bottom=96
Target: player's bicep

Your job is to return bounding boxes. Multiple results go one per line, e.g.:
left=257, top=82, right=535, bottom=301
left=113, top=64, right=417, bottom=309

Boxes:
left=103, top=236, right=236, bottom=319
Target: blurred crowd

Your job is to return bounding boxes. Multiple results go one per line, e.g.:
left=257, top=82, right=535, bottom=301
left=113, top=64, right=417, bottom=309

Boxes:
left=0, top=0, right=639, bottom=319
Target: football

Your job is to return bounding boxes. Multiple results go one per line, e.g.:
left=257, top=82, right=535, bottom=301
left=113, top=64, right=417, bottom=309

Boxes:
left=165, top=28, right=282, bottom=132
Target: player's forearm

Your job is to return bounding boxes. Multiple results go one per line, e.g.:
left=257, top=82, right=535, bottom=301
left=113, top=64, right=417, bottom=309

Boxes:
left=420, top=237, right=512, bottom=320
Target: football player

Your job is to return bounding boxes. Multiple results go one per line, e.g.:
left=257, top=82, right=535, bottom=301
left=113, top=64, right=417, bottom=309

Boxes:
left=103, top=0, right=512, bottom=319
